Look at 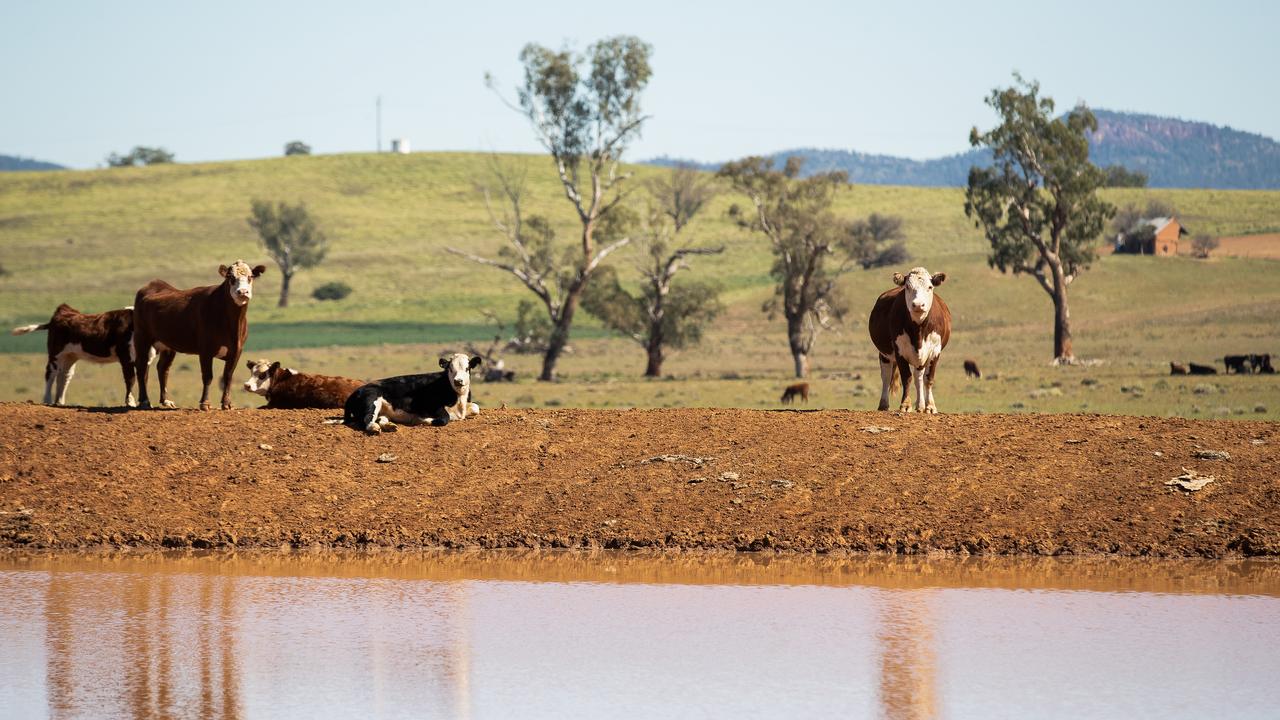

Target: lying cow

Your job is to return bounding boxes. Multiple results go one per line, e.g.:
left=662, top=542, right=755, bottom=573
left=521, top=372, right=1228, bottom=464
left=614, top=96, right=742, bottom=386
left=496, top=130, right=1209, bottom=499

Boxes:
left=780, top=382, right=809, bottom=404
left=1170, top=362, right=1189, bottom=375
left=1188, top=362, right=1217, bottom=375
left=133, top=260, right=266, bottom=410
left=242, top=359, right=365, bottom=409
left=868, top=267, right=951, bottom=413
left=342, top=353, right=482, bottom=434
left=11, top=304, right=154, bottom=407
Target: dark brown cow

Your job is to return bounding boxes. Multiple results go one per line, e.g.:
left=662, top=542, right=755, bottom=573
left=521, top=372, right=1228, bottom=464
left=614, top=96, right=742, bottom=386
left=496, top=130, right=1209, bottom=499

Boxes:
left=242, top=359, right=365, bottom=409
left=963, top=359, right=981, bottom=379
left=868, top=267, right=951, bottom=413
left=780, top=382, right=809, bottom=404
left=132, top=261, right=266, bottom=410
left=11, top=304, right=153, bottom=407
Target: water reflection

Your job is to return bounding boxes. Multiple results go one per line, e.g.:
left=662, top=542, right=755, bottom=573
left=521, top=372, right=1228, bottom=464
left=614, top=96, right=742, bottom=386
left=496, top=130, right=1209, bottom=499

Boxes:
left=1, top=551, right=1277, bottom=720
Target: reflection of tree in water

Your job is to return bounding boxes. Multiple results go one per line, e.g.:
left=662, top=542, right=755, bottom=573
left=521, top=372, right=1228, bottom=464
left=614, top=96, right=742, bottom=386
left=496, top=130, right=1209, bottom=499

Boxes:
left=41, top=563, right=472, bottom=719
left=875, top=591, right=936, bottom=720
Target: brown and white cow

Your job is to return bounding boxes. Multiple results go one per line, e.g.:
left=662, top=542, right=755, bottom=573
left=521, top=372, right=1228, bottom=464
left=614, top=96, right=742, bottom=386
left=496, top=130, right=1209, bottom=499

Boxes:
left=132, top=260, right=266, bottom=410
left=868, top=267, right=951, bottom=413
left=11, top=304, right=155, bottom=407
left=242, top=359, right=365, bottom=409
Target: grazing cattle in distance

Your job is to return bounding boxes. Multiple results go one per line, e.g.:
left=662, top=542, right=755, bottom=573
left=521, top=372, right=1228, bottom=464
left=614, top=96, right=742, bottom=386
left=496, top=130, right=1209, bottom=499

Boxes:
left=11, top=304, right=154, bottom=407
left=343, top=353, right=482, bottom=434
left=242, top=359, right=365, bottom=409
left=1257, top=354, right=1276, bottom=374
left=1224, top=355, right=1250, bottom=374
left=780, top=382, right=809, bottom=404
left=963, top=359, right=981, bottom=379
left=1188, top=362, right=1217, bottom=375
left=1170, top=362, right=1189, bottom=375
left=868, top=267, right=951, bottom=413
left=132, top=261, right=266, bottom=410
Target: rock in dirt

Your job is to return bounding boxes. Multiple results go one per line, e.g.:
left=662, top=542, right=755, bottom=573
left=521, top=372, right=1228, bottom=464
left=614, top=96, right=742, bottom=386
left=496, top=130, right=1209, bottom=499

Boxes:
left=1193, top=450, right=1230, bottom=461
left=1167, top=468, right=1215, bottom=492
left=259, top=443, right=273, bottom=451
left=861, top=426, right=896, bottom=434
left=718, top=472, right=740, bottom=482
left=640, top=454, right=708, bottom=467
left=376, top=453, right=397, bottom=463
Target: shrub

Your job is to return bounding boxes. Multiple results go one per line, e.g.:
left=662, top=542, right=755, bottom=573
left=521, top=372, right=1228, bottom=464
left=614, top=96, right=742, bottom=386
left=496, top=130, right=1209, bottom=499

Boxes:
left=312, top=281, right=352, bottom=301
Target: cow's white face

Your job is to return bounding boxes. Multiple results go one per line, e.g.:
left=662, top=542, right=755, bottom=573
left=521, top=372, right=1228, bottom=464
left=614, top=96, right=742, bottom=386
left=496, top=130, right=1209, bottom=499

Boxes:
left=243, top=359, right=276, bottom=395
left=439, top=353, right=482, bottom=392
left=894, top=267, right=946, bottom=323
left=219, top=261, right=266, bottom=306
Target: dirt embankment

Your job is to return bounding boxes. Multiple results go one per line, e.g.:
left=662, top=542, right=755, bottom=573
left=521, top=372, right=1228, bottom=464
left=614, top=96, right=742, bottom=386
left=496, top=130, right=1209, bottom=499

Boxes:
left=1, top=404, right=1277, bottom=557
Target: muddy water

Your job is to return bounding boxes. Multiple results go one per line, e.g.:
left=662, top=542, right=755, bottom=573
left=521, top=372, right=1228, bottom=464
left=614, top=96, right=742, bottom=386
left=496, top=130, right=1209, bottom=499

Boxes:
left=1, top=552, right=1278, bottom=720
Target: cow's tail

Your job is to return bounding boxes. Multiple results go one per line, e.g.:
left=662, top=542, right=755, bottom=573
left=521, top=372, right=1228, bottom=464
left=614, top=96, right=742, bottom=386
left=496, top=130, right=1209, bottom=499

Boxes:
left=11, top=323, right=49, bottom=336
left=889, top=366, right=900, bottom=394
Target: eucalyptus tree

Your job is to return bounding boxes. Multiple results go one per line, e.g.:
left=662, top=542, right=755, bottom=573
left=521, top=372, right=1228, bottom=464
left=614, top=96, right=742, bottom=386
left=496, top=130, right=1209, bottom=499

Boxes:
left=964, top=76, right=1114, bottom=364
left=453, top=36, right=652, bottom=381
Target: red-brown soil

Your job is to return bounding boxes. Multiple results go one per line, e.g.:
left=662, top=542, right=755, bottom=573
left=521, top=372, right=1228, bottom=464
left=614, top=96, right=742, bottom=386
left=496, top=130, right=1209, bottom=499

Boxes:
left=2, top=404, right=1277, bottom=557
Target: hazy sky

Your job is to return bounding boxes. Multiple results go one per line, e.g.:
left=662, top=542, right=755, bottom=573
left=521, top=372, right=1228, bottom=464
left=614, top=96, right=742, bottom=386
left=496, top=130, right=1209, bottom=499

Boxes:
left=4, top=1, right=1277, bottom=168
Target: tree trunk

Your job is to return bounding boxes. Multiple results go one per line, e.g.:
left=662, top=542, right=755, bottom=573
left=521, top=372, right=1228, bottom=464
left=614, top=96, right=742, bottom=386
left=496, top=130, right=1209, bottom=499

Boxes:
left=539, top=294, right=580, bottom=382
left=644, top=329, right=664, bottom=378
left=278, top=271, right=292, bottom=308
left=786, top=312, right=811, bottom=378
left=1051, top=266, right=1074, bottom=364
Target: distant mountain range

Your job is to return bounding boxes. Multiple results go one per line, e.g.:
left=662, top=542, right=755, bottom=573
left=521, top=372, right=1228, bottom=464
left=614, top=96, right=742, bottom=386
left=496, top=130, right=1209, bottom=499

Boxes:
left=646, top=110, right=1280, bottom=190
left=0, top=154, right=65, bottom=172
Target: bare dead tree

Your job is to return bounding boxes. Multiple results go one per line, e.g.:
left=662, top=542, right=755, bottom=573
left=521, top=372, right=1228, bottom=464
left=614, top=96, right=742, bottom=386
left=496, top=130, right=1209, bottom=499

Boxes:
left=447, top=155, right=631, bottom=378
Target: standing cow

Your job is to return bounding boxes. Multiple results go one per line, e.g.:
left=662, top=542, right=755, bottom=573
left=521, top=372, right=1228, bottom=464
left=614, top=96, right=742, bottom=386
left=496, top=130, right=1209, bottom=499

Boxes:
left=868, top=267, right=951, bottom=413
left=132, top=261, right=266, bottom=410
left=11, top=304, right=153, bottom=407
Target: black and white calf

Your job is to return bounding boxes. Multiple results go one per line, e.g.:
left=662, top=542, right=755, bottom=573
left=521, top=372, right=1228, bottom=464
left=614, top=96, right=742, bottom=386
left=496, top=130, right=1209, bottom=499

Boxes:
left=342, top=353, right=482, bottom=434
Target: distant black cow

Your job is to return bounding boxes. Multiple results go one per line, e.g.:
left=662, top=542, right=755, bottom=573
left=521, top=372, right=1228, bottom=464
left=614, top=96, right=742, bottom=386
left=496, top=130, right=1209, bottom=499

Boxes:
left=1250, top=354, right=1275, bottom=374
left=1189, top=362, right=1218, bottom=375
left=342, top=353, right=481, bottom=434
left=963, top=359, right=981, bottom=379
left=1224, top=355, right=1250, bottom=374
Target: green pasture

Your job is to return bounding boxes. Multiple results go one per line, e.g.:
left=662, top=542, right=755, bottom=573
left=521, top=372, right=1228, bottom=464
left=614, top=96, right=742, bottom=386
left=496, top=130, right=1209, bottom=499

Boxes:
left=1, top=152, right=1278, bottom=418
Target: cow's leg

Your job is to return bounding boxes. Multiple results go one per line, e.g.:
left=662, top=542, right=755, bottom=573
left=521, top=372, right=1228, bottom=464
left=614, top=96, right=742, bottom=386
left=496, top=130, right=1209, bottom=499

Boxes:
left=133, top=334, right=153, bottom=409
left=218, top=354, right=239, bottom=410
left=119, top=343, right=137, bottom=408
left=53, top=355, right=76, bottom=406
left=43, top=356, right=56, bottom=405
left=197, top=354, right=215, bottom=411
left=428, top=408, right=451, bottom=427
left=924, top=358, right=940, bottom=414
left=156, top=350, right=178, bottom=409
left=914, top=364, right=930, bottom=413
left=896, top=357, right=913, bottom=412
left=877, top=353, right=895, bottom=411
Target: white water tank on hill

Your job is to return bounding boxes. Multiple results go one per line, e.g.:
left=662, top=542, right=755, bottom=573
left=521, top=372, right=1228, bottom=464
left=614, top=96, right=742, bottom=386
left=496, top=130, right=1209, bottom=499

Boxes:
left=391, top=138, right=410, bottom=154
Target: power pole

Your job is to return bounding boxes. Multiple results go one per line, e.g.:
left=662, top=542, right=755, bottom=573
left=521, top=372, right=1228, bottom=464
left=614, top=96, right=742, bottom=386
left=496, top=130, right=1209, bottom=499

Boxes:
left=376, top=95, right=382, bottom=152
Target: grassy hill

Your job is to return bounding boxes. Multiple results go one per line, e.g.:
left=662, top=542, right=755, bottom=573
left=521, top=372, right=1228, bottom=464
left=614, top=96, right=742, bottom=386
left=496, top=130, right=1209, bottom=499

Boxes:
left=1, top=152, right=1278, bottom=417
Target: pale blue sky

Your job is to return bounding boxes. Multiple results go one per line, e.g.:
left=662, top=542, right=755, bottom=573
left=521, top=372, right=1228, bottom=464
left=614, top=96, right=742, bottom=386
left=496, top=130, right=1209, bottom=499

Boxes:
left=3, top=0, right=1276, bottom=168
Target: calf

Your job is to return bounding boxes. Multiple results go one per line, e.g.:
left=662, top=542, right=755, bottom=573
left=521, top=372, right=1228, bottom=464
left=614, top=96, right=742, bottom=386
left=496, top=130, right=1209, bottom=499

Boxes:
left=343, top=353, right=482, bottom=434
left=132, top=261, right=266, bottom=410
left=1224, top=355, right=1250, bottom=374
left=1188, top=362, right=1217, bottom=375
left=242, top=359, right=365, bottom=409
left=963, top=359, right=981, bottom=379
left=1170, top=362, right=1189, bottom=375
left=780, top=382, right=809, bottom=404
left=11, top=304, right=154, bottom=407
left=868, top=267, right=951, bottom=413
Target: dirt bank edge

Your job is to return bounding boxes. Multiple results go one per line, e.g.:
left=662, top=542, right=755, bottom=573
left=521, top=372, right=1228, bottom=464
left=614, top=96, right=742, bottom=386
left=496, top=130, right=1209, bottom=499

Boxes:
left=2, top=404, right=1278, bottom=557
